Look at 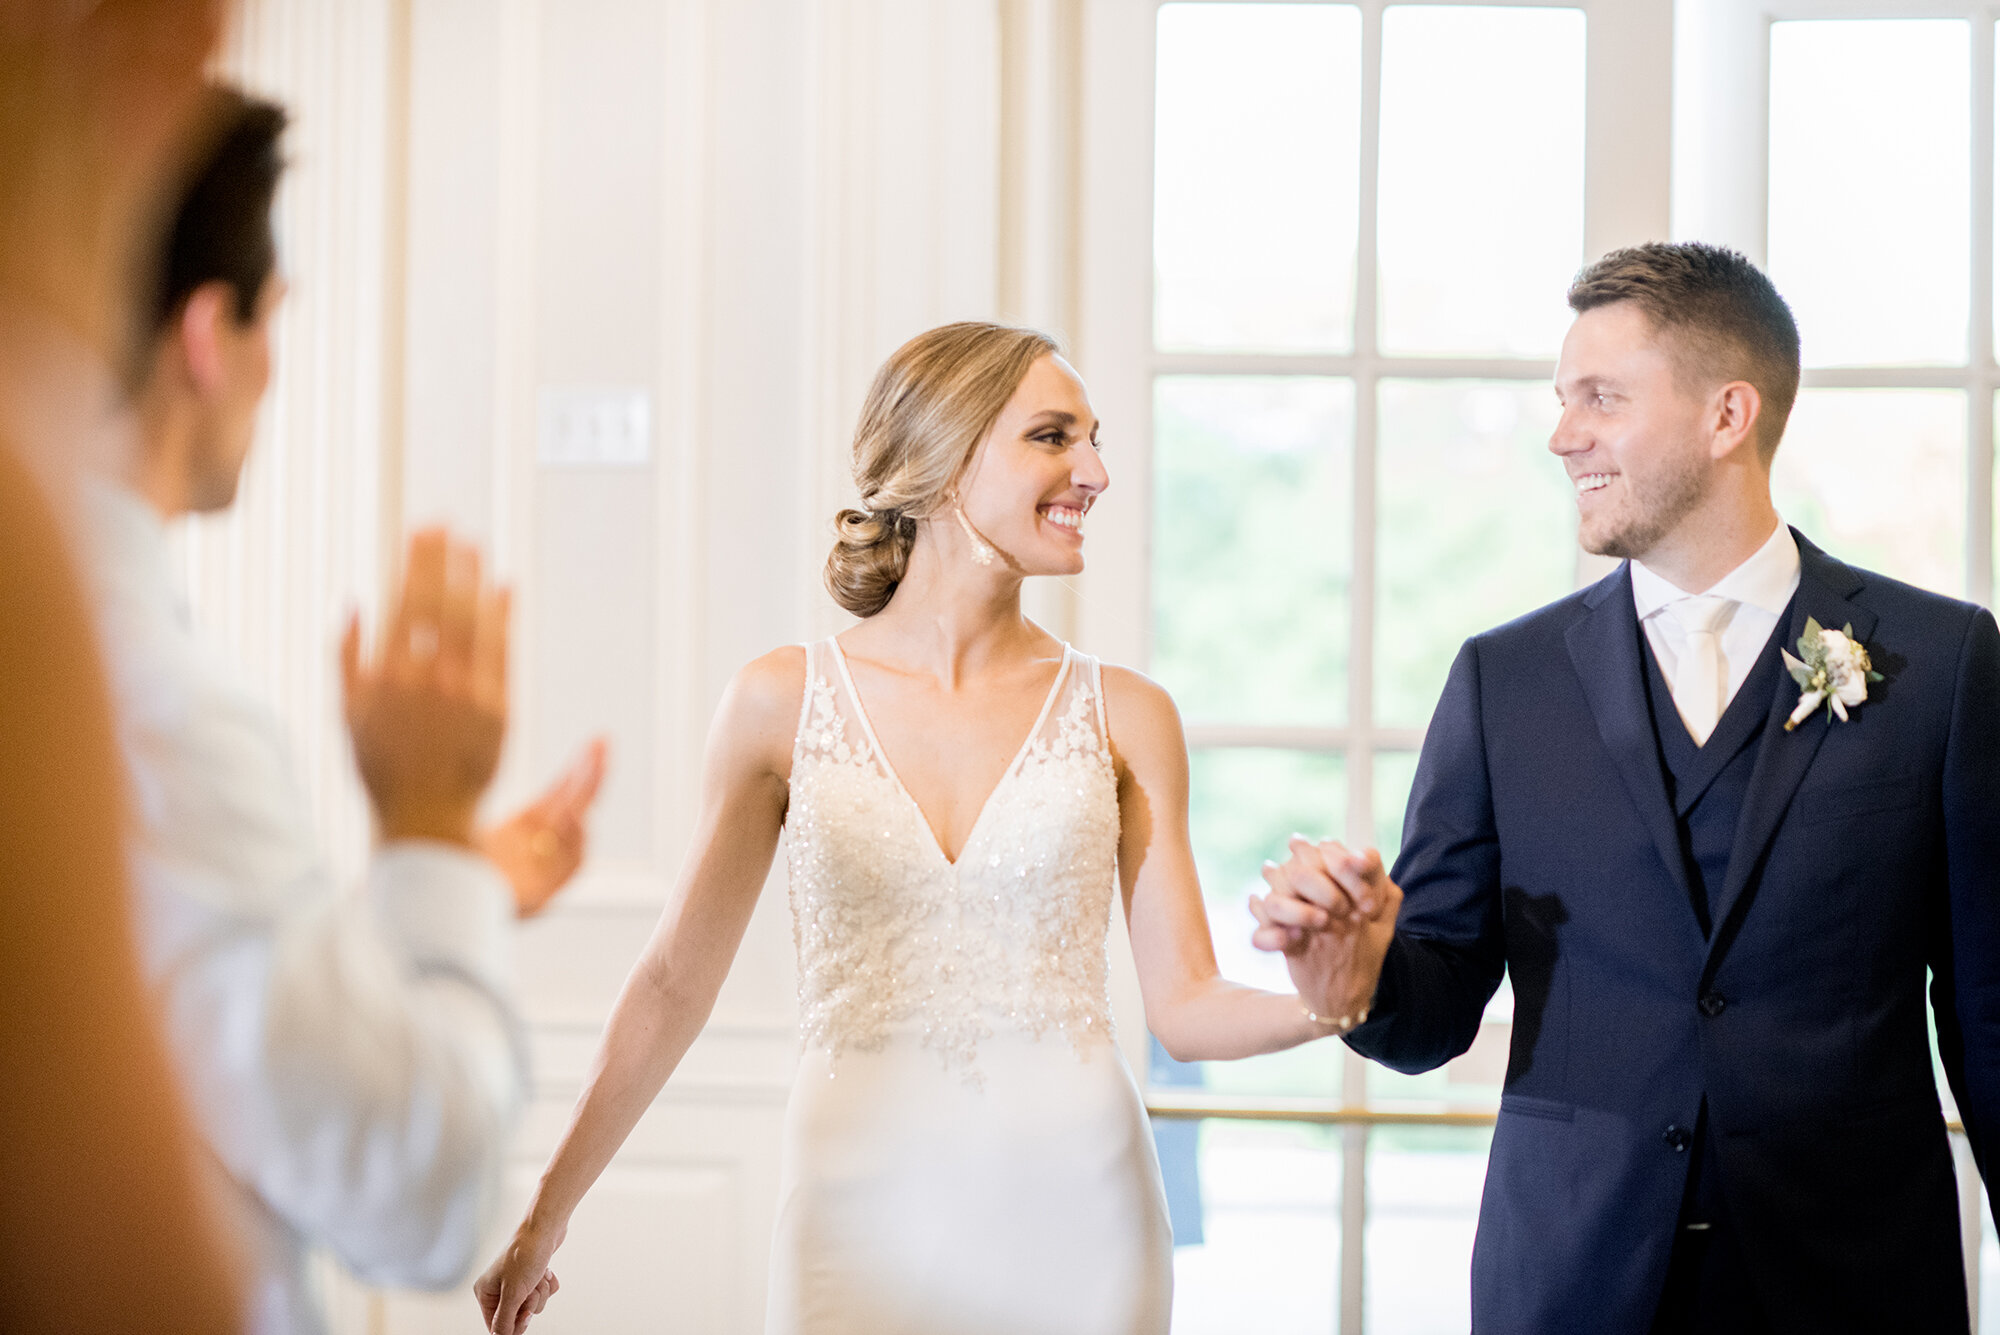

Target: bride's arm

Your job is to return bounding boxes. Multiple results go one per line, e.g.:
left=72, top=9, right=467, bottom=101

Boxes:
left=477, top=647, right=802, bottom=1335
left=1106, top=666, right=1330, bottom=1063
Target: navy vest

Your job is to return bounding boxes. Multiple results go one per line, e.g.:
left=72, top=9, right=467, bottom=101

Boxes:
left=1638, top=609, right=1795, bottom=1250
left=1638, top=611, right=1791, bottom=936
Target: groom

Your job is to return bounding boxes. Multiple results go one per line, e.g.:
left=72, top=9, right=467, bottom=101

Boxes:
left=1253, top=242, right=2000, bottom=1333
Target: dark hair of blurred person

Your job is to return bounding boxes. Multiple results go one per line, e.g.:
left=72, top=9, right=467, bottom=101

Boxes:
left=155, top=87, right=285, bottom=328
left=0, top=2, right=247, bottom=1331
left=133, top=85, right=287, bottom=515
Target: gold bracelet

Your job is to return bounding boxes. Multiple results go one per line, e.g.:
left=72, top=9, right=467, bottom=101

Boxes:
left=1302, top=1001, right=1369, bottom=1034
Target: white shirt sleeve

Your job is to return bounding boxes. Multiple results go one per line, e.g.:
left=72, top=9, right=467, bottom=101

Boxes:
left=92, top=487, right=527, bottom=1292
left=161, top=840, right=529, bottom=1290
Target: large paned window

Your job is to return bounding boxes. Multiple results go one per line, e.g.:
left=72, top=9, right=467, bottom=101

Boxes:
left=1767, top=16, right=1983, bottom=601
left=1678, top=3, right=1999, bottom=609
left=1093, top=0, right=1999, bottom=1330
left=1142, top=4, right=1591, bottom=1331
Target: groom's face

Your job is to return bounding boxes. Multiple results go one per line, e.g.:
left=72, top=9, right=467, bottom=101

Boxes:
left=1550, top=301, right=1711, bottom=563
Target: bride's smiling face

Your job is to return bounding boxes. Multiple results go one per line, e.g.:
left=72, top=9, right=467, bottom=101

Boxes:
left=955, top=354, right=1107, bottom=578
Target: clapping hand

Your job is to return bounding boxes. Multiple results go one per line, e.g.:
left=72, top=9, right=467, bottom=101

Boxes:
left=342, top=528, right=510, bottom=848
left=478, top=737, right=610, bottom=918
left=1249, top=835, right=1402, bottom=1024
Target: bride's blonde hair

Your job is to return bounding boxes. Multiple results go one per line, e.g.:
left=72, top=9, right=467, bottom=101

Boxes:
left=826, top=321, right=1059, bottom=617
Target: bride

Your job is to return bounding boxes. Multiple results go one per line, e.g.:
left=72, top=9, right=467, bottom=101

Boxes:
left=476, top=322, right=1349, bottom=1335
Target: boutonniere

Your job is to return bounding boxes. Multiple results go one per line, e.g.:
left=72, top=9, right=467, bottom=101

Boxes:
left=1782, top=618, right=1883, bottom=731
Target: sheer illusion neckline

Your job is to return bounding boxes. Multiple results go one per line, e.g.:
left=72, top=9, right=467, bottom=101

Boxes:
left=824, top=636, right=1074, bottom=868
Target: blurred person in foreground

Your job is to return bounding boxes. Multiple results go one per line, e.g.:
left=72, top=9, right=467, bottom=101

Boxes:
left=0, top=2, right=248, bottom=1329
left=80, top=83, right=607, bottom=1333
left=1254, top=243, right=2000, bottom=1334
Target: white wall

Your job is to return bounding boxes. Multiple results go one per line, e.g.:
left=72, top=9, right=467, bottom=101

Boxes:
left=381, top=2, right=1061, bottom=1329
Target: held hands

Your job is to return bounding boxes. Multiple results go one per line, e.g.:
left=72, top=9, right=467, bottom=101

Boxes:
left=478, top=737, right=610, bottom=918
left=342, top=528, right=510, bottom=848
left=475, top=1219, right=565, bottom=1335
left=1249, top=836, right=1402, bottom=1025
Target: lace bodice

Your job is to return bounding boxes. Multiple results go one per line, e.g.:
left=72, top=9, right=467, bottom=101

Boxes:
left=783, top=637, right=1121, bottom=1071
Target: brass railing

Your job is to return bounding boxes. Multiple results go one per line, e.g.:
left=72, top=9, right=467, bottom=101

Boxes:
left=1146, top=1092, right=1968, bottom=1136
left=1147, top=1093, right=1496, bottom=1127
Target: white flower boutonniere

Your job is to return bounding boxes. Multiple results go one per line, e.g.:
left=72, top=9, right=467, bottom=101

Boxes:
left=1781, top=618, right=1884, bottom=732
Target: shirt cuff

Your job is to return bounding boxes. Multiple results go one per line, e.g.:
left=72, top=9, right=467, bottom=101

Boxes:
left=369, top=841, right=515, bottom=995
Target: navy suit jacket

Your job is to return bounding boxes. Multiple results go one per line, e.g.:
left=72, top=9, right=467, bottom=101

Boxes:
left=1347, top=534, right=2000, bottom=1334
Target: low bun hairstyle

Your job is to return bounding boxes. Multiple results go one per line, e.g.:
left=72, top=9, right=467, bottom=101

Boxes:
left=825, top=321, right=1059, bottom=617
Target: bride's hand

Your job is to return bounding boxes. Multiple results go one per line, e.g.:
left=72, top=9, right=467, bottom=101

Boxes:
left=1249, top=836, right=1400, bottom=1021
left=475, top=1220, right=566, bottom=1335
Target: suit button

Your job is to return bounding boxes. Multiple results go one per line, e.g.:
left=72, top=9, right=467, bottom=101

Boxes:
left=1662, top=1124, right=1692, bottom=1152
left=1699, top=993, right=1727, bottom=1017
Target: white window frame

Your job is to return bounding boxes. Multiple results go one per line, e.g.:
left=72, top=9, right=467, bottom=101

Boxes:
left=1067, top=3, right=1996, bottom=1332
left=1677, top=0, right=1997, bottom=608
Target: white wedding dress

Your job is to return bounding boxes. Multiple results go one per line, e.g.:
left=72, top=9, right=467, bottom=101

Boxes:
left=767, top=637, right=1172, bottom=1335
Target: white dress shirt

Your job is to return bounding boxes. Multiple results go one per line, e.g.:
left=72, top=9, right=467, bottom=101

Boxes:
left=83, top=480, right=527, bottom=1335
left=1631, top=521, right=1803, bottom=734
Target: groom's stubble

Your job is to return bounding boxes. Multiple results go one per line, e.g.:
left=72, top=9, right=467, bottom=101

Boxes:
left=1579, top=434, right=1710, bottom=565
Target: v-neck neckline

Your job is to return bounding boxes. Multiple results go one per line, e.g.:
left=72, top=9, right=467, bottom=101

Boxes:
left=826, top=636, right=1072, bottom=869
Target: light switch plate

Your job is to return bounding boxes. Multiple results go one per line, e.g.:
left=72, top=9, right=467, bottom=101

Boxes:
left=537, top=387, right=652, bottom=467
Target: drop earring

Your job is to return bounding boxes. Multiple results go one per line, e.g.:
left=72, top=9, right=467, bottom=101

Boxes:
left=953, top=505, right=996, bottom=567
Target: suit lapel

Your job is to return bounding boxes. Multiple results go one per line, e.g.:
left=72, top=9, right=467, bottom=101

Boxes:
left=1565, top=565, right=1702, bottom=941
left=1702, top=534, right=1876, bottom=971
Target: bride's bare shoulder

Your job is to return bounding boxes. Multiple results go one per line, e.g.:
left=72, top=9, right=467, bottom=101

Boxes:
left=1096, top=662, right=1186, bottom=753
left=709, top=645, right=810, bottom=757
left=726, top=644, right=808, bottom=713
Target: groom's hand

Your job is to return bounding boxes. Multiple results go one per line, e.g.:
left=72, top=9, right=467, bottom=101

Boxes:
left=1249, top=836, right=1401, bottom=1021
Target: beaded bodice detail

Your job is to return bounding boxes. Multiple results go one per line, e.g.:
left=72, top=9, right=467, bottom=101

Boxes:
left=784, top=638, right=1121, bottom=1071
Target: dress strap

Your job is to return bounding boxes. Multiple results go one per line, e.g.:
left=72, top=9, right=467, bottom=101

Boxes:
left=794, top=638, right=891, bottom=780
left=1017, top=645, right=1111, bottom=770
left=1085, top=653, right=1109, bottom=746
left=794, top=641, right=820, bottom=740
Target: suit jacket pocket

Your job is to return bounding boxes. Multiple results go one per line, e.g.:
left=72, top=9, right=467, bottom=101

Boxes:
left=1499, top=1093, right=1575, bottom=1123
left=1796, top=776, right=1922, bottom=826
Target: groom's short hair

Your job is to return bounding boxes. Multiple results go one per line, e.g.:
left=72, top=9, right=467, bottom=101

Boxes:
left=150, top=85, right=288, bottom=334
left=1567, top=242, right=1801, bottom=462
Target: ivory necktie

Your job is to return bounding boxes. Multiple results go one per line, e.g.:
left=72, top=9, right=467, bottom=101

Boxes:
left=1668, top=595, right=1735, bottom=746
